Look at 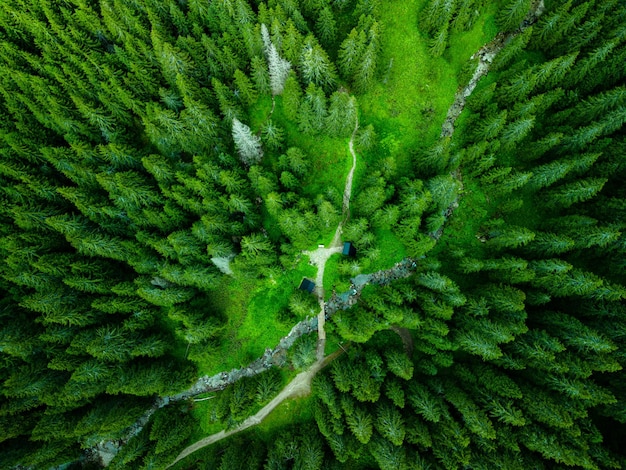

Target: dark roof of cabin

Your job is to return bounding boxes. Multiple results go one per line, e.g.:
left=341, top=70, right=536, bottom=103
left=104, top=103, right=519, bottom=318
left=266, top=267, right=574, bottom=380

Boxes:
left=299, top=278, right=315, bottom=292
left=342, top=241, right=356, bottom=256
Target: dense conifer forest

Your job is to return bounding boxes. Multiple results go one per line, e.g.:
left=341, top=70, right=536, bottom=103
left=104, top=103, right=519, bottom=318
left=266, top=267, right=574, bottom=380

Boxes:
left=0, top=0, right=625, bottom=469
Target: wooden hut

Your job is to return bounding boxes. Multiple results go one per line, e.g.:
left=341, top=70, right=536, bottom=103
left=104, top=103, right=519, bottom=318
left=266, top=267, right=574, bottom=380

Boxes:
left=342, top=241, right=357, bottom=257
left=299, top=278, right=315, bottom=293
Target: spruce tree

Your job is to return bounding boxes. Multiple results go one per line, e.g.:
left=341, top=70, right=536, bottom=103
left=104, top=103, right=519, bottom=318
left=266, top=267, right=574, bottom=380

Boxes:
left=232, top=118, right=263, bottom=165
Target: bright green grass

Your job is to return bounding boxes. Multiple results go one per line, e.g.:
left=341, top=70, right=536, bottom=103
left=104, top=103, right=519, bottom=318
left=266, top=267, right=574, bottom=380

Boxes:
left=431, top=178, right=490, bottom=259
left=322, top=229, right=407, bottom=300
left=445, top=4, right=499, bottom=72
left=356, top=0, right=498, bottom=173
left=247, top=95, right=273, bottom=130
left=255, top=395, right=315, bottom=434
left=189, top=397, right=226, bottom=439
left=357, top=0, right=456, bottom=173
left=369, top=228, right=408, bottom=270
left=233, top=258, right=316, bottom=362
left=193, top=258, right=316, bottom=376
left=322, top=253, right=351, bottom=300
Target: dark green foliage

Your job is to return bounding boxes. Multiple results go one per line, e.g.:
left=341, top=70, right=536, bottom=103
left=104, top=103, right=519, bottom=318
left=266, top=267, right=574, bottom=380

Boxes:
left=1, top=0, right=626, bottom=469
left=496, top=0, right=532, bottom=32
left=420, top=0, right=491, bottom=57
left=491, top=27, right=533, bottom=71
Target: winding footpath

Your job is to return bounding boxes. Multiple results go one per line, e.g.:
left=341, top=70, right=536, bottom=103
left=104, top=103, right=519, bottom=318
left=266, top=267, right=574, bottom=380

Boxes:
left=168, top=349, right=343, bottom=468
left=305, top=106, right=359, bottom=360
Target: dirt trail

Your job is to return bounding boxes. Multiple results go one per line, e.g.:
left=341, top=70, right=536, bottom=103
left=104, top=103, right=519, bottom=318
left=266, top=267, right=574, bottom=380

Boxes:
left=168, top=350, right=343, bottom=468
left=304, top=110, right=359, bottom=360
left=391, top=326, right=415, bottom=355
left=168, top=111, right=360, bottom=468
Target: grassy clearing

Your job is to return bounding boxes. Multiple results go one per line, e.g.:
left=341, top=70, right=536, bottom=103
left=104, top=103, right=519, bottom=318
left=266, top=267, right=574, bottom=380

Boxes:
left=350, top=0, right=500, bottom=264
left=445, top=4, right=499, bottom=72
left=192, top=258, right=316, bottom=376
left=234, top=258, right=317, bottom=362
left=322, top=228, right=407, bottom=301
left=357, top=0, right=455, bottom=174
left=432, top=178, right=490, bottom=259
left=255, top=394, right=315, bottom=434
left=356, top=0, right=499, bottom=166
left=189, top=397, right=226, bottom=439
left=370, top=228, right=408, bottom=270
left=323, top=253, right=350, bottom=299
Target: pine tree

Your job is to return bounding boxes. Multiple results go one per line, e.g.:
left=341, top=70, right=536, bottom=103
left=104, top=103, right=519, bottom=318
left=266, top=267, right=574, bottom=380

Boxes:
left=325, top=92, right=357, bottom=137
left=250, top=55, right=271, bottom=95
left=338, top=28, right=367, bottom=79
left=375, top=401, right=406, bottom=446
left=500, top=116, right=535, bottom=151
left=525, top=231, right=576, bottom=256
left=420, top=0, right=453, bottom=35
left=345, top=400, right=374, bottom=444
left=496, top=0, right=531, bottom=32
left=261, top=24, right=292, bottom=96
left=261, top=119, right=285, bottom=151
left=474, top=109, right=508, bottom=141
left=315, top=7, right=337, bottom=47
left=281, top=71, right=302, bottom=121
left=541, top=178, right=607, bottom=209
left=303, top=83, right=328, bottom=133
left=485, top=222, right=536, bottom=250
left=281, top=20, right=305, bottom=63
left=530, top=0, right=573, bottom=48
left=527, top=159, right=573, bottom=190
left=353, top=41, right=379, bottom=92
left=232, top=118, right=263, bottom=165
left=429, top=25, right=448, bottom=58
left=300, top=36, right=337, bottom=90
left=233, top=69, right=258, bottom=106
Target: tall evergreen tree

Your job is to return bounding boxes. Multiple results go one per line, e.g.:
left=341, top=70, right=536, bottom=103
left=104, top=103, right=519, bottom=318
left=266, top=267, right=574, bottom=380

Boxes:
left=232, top=118, right=263, bottom=165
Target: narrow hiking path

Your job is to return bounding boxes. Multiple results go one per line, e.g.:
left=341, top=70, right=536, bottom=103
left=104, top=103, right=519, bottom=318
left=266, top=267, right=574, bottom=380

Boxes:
left=167, top=113, right=360, bottom=468
left=304, top=109, right=359, bottom=360
left=168, top=349, right=343, bottom=468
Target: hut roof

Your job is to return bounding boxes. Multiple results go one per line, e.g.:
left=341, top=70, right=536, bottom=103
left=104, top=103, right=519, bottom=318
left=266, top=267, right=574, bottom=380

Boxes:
left=299, top=278, right=315, bottom=293
left=342, top=241, right=356, bottom=256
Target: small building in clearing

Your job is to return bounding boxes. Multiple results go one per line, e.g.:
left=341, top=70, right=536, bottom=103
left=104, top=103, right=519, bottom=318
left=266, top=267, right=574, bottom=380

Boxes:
left=342, top=242, right=356, bottom=257
left=299, top=278, right=315, bottom=293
